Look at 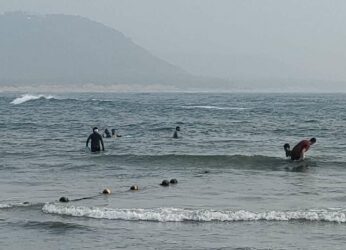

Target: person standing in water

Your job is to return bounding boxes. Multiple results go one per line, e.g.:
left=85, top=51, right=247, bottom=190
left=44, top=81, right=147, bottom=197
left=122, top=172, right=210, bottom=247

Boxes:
left=284, top=138, right=316, bottom=160
left=173, top=126, right=180, bottom=139
left=86, top=127, right=105, bottom=152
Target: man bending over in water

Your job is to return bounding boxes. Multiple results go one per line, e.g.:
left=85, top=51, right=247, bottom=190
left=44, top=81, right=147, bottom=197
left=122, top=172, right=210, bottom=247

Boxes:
left=284, top=137, right=316, bottom=160
left=86, top=127, right=105, bottom=152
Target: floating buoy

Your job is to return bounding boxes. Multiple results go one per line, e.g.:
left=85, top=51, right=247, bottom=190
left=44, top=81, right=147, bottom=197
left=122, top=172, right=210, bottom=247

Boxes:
left=59, top=197, right=69, bottom=203
left=130, top=185, right=139, bottom=191
left=170, top=178, right=178, bottom=184
left=160, top=180, right=170, bottom=186
left=102, top=188, right=111, bottom=194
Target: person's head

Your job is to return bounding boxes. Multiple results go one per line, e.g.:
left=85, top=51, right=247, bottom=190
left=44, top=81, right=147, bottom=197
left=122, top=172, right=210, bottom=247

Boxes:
left=102, top=188, right=111, bottom=194
left=59, top=196, right=69, bottom=203
left=176, top=126, right=180, bottom=131
left=93, top=127, right=98, bottom=133
left=160, top=180, right=170, bottom=186
left=310, top=137, right=316, bottom=145
left=170, top=178, right=178, bottom=184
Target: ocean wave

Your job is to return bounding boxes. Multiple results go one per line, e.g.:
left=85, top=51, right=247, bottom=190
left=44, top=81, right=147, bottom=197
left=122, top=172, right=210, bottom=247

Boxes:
left=10, top=94, right=54, bottom=105
left=42, top=204, right=346, bottom=223
left=103, top=154, right=279, bottom=161
left=0, top=202, right=33, bottom=209
left=93, top=154, right=336, bottom=170
left=99, top=154, right=286, bottom=167
left=23, top=220, right=92, bottom=231
left=182, top=106, right=249, bottom=110
left=0, top=204, right=12, bottom=209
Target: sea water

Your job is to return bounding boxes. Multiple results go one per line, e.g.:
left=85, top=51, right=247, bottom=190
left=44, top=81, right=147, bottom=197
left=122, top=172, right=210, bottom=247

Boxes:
left=1, top=92, right=346, bottom=249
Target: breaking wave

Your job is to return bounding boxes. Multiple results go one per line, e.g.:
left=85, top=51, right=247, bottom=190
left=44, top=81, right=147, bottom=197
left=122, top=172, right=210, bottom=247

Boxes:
left=42, top=204, right=346, bottom=223
left=10, top=94, right=55, bottom=105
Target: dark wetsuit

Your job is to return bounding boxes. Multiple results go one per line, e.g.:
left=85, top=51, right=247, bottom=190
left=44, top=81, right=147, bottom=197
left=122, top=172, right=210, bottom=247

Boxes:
left=86, top=132, right=104, bottom=152
left=290, top=140, right=311, bottom=160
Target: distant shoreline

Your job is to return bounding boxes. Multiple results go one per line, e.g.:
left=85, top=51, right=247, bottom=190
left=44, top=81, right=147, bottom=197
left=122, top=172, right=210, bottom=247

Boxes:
left=0, top=84, right=345, bottom=94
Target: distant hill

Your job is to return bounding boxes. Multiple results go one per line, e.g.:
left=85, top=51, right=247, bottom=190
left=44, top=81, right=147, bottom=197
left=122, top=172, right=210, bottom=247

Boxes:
left=0, top=12, right=228, bottom=90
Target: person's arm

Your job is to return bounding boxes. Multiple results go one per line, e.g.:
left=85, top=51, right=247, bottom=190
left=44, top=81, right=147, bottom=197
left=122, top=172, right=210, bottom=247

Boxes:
left=86, top=135, right=91, bottom=148
left=100, top=136, right=105, bottom=151
left=299, top=148, right=307, bottom=160
left=300, top=141, right=311, bottom=160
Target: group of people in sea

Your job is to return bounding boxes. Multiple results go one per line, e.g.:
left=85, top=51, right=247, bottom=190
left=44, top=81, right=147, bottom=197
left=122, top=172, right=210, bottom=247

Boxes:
left=86, top=126, right=316, bottom=161
left=102, top=128, right=122, bottom=139
left=86, top=126, right=181, bottom=152
left=86, top=127, right=122, bottom=152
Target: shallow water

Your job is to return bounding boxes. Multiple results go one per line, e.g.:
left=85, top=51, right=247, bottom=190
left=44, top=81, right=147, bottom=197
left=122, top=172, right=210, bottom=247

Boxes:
left=1, top=92, right=346, bottom=249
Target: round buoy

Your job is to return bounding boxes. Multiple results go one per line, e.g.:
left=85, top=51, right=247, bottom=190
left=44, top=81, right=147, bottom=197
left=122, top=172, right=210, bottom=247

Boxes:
left=102, top=188, right=111, bottom=194
left=170, top=178, right=178, bottom=184
left=160, top=180, right=170, bottom=186
left=59, top=197, right=69, bottom=203
left=130, top=185, right=139, bottom=191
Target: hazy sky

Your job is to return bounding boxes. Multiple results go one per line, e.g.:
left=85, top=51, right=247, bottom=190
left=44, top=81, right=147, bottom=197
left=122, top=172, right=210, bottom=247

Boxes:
left=1, top=0, right=346, bottom=84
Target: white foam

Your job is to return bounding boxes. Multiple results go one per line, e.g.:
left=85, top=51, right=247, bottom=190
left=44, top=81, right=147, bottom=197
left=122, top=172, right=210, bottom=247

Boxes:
left=10, top=94, right=54, bottom=105
left=182, top=106, right=248, bottom=110
left=0, top=202, right=31, bottom=209
left=0, top=204, right=12, bottom=208
left=42, top=204, right=346, bottom=223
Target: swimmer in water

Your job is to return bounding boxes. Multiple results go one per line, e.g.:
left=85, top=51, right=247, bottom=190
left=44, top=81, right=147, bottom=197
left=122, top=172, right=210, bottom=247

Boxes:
left=284, top=137, right=316, bottom=160
left=103, top=128, right=111, bottom=138
left=86, top=127, right=105, bottom=152
left=111, top=128, right=122, bottom=138
left=173, top=126, right=180, bottom=139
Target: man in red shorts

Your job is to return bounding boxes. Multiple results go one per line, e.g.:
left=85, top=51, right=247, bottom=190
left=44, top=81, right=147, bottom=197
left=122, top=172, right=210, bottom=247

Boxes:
left=284, top=138, right=316, bottom=160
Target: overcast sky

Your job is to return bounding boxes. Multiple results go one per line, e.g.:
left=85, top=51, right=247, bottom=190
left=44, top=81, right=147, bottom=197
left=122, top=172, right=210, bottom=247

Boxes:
left=1, top=0, right=346, bottom=86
